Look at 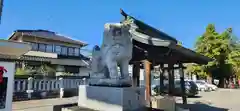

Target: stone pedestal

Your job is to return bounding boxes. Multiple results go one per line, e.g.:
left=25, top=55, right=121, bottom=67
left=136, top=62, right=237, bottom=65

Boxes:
left=78, top=85, right=145, bottom=111
left=152, top=96, right=176, bottom=111
left=88, top=78, right=132, bottom=87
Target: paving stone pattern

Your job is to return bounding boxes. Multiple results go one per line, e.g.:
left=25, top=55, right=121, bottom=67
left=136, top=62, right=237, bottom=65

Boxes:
left=13, top=89, right=240, bottom=111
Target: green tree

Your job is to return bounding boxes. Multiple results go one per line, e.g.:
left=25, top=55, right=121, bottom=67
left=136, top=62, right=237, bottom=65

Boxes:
left=15, top=66, right=36, bottom=75
left=15, top=68, right=29, bottom=75
left=185, top=63, right=207, bottom=79
left=189, top=24, right=240, bottom=87
left=227, top=36, right=240, bottom=78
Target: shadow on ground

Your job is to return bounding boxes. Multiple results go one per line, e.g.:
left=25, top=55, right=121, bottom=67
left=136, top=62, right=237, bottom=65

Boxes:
left=177, top=102, right=228, bottom=111
left=187, top=95, right=202, bottom=98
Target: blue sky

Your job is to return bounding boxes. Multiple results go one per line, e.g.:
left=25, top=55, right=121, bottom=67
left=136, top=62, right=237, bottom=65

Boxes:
left=1, top=0, right=240, bottom=50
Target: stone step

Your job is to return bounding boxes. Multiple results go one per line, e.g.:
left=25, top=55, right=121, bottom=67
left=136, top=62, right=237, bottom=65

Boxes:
left=62, top=106, right=164, bottom=111
left=62, top=106, right=99, bottom=111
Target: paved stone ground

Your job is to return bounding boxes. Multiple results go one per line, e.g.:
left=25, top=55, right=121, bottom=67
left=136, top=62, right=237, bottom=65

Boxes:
left=176, top=88, right=240, bottom=111
left=12, top=97, right=78, bottom=111
left=12, top=89, right=240, bottom=111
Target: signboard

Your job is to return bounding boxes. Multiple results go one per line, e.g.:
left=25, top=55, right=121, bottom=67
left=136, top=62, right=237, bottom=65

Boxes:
left=0, top=77, right=7, bottom=109
left=0, top=40, right=30, bottom=111
left=0, top=62, right=15, bottom=111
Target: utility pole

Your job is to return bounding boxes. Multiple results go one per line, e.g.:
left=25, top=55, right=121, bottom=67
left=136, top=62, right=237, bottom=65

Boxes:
left=0, top=0, right=3, bottom=24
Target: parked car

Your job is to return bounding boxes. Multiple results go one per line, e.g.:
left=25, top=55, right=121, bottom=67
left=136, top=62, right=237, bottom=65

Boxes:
left=194, top=80, right=209, bottom=91
left=153, top=80, right=198, bottom=96
left=195, top=80, right=218, bottom=91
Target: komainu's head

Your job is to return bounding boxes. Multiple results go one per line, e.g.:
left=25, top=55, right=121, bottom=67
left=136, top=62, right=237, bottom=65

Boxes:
left=104, top=23, right=131, bottom=37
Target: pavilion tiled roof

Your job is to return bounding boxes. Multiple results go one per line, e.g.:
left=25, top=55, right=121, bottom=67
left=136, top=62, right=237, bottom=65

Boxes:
left=121, top=9, right=212, bottom=64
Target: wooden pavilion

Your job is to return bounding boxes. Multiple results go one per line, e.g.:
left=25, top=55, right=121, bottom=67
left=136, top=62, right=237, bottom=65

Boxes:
left=120, top=9, right=212, bottom=106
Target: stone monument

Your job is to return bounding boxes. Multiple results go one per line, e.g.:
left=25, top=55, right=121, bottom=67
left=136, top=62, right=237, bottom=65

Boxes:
left=77, top=10, right=146, bottom=111
left=89, top=22, right=133, bottom=87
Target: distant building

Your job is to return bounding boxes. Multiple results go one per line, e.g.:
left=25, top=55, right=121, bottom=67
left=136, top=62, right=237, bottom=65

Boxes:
left=3, top=29, right=90, bottom=76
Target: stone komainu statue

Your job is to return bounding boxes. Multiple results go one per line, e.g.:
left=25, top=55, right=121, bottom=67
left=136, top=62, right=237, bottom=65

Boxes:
left=90, top=22, right=133, bottom=80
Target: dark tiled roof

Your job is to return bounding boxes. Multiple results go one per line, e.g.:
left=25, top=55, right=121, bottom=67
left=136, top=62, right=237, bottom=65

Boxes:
left=121, top=10, right=178, bottom=43
left=133, top=19, right=178, bottom=43
left=10, top=30, right=87, bottom=46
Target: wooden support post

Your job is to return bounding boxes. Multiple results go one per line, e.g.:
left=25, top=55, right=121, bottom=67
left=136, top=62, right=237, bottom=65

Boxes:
left=167, top=64, right=174, bottom=95
left=144, top=60, right=151, bottom=107
left=132, top=62, right=140, bottom=87
left=160, top=64, right=164, bottom=94
left=179, top=63, right=187, bottom=104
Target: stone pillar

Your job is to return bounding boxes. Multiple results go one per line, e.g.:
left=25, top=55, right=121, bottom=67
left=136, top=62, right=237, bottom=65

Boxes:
left=26, top=77, right=33, bottom=99
left=59, top=78, right=64, bottom=98
left=144, top=60, right=151, bottom=107
left=132, top=62, right=140, bottom=87
left=179, top=63, right=187, bottom=104
left=82, top=78, right=87, bottom=85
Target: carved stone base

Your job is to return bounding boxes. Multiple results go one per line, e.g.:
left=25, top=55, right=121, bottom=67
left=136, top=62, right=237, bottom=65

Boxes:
left=88, top=78, right=132, bottom=87
left=89, top=73, right=105, bottom=79
left=78, top=85, right=146, bottom=111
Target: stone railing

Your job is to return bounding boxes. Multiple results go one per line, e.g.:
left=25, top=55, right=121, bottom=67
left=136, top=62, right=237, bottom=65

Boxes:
left=13, top=77, right=86, bottom=101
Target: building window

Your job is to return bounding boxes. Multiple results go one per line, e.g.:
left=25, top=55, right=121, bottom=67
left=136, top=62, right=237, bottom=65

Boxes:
left=74, top=48, right=80, bottom=56
left=61, top=46, right=68, bottom=55
left=65, top=66, right=79, bottom=74
left=68, top=47, right=74, bottom=56
left=55, top=45, right=61, bottom=54
left=30, top=42, right=38, bottom=51
left=46, top=44, right=53, bottom=52
left=39, top=43, right=46, bottom=52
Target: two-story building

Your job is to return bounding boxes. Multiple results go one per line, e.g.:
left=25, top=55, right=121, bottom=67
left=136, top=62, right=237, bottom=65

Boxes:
left=6, top=29, right=90, bottom=76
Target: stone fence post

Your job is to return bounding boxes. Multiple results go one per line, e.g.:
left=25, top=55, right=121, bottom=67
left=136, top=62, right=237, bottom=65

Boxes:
left=59, top=78, right=64, bottom=98
left=83, top=78, right=87, bottom=85
left=26, top=77, right=33, bottom=99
